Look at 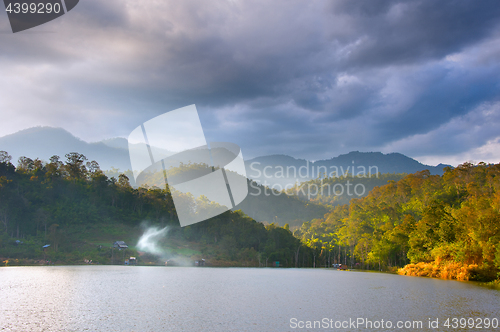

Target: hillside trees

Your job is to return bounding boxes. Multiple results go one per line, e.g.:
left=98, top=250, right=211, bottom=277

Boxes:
left=0, top=151, right=311, bottom=266
left=299, top=164, right=500, bottom=281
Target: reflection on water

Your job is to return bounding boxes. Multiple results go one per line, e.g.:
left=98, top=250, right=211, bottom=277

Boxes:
left=0, top=266, right=498, bottom=331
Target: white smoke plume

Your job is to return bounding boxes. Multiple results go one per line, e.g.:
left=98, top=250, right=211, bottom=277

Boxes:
left=136, top=226, right=169, bottom=255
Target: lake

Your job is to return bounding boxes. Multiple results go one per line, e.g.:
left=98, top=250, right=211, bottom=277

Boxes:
left=0, top=266, right=499, bottom=331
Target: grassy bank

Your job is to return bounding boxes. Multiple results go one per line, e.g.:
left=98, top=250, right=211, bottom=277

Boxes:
left=1, top=222, right=271, bottom=267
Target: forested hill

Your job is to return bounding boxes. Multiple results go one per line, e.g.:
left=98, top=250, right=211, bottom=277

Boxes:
left=285, top=173, right=408, bottom=208
left=295, top=162, right=500, bottom=282
left=104, top=165, right=329, bottom=228
left=0, top=151, right=317, bottom=267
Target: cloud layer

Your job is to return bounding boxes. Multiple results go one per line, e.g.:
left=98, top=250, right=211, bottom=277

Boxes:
left=0, top=0, right=499, bottom=165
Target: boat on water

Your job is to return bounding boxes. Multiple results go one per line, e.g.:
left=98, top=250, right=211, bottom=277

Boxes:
left=332, top=263, right=349, bottom=271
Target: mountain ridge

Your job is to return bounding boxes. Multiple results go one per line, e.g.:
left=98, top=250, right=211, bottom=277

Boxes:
left=245, top=151, right=452, bottom=187
left=0, top=127, right=452, bottom=179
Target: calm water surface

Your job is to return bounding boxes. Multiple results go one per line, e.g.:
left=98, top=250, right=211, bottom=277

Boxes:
left=0, top=266, right=498, bottom=331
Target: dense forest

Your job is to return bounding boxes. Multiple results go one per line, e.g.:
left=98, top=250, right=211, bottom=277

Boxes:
left=0, top=151, right=316, bottom=267
left=295, top=163, right=500, bottom=282
left=2, top=149, right=499, bottom=283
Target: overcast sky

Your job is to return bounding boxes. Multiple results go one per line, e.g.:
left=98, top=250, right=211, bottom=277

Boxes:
left=1, top=0, right=499, bottom=166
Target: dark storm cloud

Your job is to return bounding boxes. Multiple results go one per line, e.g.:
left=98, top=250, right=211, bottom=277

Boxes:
left=0, top=0, right=500, bottom=164
left=374, top=64, right=500, bottom=142
left=331, top=0, right=500, bottom=67
left=383, top=100, right=500, bottom=163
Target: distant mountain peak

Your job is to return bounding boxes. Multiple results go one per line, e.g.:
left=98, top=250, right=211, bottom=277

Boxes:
left=0, top=126, right=131, bottom=170
left=4, top=126, right=81, bottom=139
